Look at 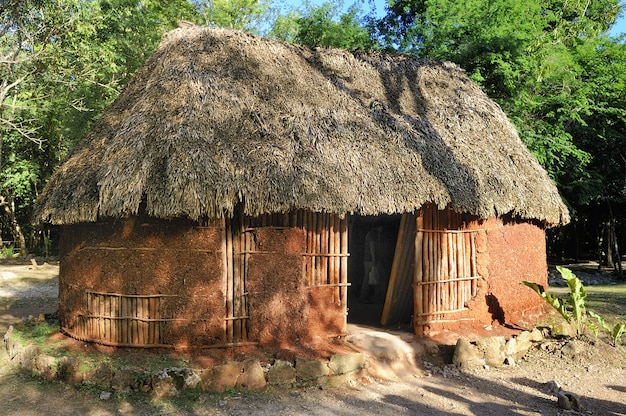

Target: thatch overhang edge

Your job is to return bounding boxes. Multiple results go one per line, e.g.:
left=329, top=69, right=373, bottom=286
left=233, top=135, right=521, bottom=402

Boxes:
left=33, top=26, right=569, bottom=228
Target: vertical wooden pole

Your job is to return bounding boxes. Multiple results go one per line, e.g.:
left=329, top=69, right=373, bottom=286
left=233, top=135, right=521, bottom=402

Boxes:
left=414, top=212, right=425, bottom=336
left=148, top=297, right=154, bottom=344
left=97, top=294, right=104, bottom=341
left=456, top=233, right=464, bottom=310
left=143, top=298, right=149, bottom=345
left=305, top=212, right=311, bottom=285
left=423, top=209, right=429, bottom=325
left=470, top=232, right=478, bottom=297
left=109, top=295, right=115, bottom=343
left=315, top=213, right=321, bottom=286
left=136, top=297, right=142, bottom=345
left=242, top=216, right=251, bottom=342
left=334, top=215, right=341, bottom=304
left=154, top=297, right=161, bottom=344
left=125, top=296, right=131, bottom=345
left=234, top=214, right=243, bottom=343
left=438, top=221, right=445, bottom=319
left=221, top=216, right=230, bottom=343
left=299, top=210, right=306, bottom=286
left=329, top=214, right=335, bottom=290
left=340, top=216, right=348, bottom=308
left=448, top=232, right=455, bottom=312
left=138, top=297, right=143, bottom=345
left=321, top=213, right=326, bottom=285
left=228, top=217, right=236, bottom=343
left=119, top=296, right=126, bottom=344
left=130, top=296, right=135, bottom=345
left=105, top=295, right=111, bottom=342
left=309, top=212, right=316, bottom=286
left=431, top=207, right=438, bottom=321
left=86, top=292, right=92, bottom=339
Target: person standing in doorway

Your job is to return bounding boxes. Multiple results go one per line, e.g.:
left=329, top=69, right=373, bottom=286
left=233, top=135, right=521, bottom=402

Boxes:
left=359, top=221, right=385, bottom=304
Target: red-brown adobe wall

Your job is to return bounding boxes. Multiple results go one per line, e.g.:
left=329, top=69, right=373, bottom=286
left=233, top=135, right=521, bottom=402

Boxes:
left=422, top=215, right=549, bottom=335
left=58, top=217, right=226, bottom=348
left=481, top=217, right=549, bottom=329
left=246, top=227, right=346, bottom=350
left=58, top=216, right=347, bottom=350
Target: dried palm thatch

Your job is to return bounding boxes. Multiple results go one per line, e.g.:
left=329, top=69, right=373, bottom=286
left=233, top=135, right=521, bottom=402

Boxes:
left=33, top=26, right=569, bottom=226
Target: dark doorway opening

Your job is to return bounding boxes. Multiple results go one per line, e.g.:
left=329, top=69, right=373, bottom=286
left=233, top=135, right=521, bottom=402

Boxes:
left=347, top=214, right=410, bottom=330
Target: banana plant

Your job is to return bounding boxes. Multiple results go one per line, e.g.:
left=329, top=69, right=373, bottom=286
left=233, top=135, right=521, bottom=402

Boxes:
left=588, top=310, right=626, bottom=346
left=522, top=266, right=587, bottom=336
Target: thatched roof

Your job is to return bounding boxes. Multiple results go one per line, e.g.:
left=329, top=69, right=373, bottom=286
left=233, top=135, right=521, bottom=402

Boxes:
left=34, top=26, right=569, bottom=226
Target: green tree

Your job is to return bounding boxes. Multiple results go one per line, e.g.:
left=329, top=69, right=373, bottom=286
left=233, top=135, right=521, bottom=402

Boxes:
left=0, top=0, right=72, bottom=255
left=270, top=1, right=376, bottom=50
left=377, top=0, right=625, bottom=267
left=193, top=0, right=270, bottom=30
left=1, top=0, right=198, bottom=255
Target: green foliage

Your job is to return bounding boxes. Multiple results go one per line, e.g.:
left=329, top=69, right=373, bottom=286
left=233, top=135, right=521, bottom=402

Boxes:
left=521, top=282, right=571, bottom=326
left=377, top=0, right=626, bottom=262
left=296, top=2, right=376, bottom=50
left=559, top=266, right=588, bottom=334
left=193, top=0, right=269, bottom=31
left=270, top=1, right=377, bottom=51
left=269, top=11, right=300, bottom=42
left=522, top=266, right=587, bottom=336
left=0, top=245, right=15, bottom=258
left=12, top=320, right=58, bottom=352
left=376, top=1, right=623, bottom=181
left=1, top=0, right=200, bottom=252
left=523, top=267, right=626, bottom=344
left=588, top=310, right=626, bottom=346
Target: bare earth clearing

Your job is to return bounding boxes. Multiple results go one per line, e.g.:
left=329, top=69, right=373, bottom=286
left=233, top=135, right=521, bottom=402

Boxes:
left=1, top=261, right=625, bottom=415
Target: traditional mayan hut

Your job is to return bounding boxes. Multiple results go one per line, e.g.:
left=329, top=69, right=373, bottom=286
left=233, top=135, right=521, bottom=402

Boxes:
left=33, top=26, right=569, bottom=350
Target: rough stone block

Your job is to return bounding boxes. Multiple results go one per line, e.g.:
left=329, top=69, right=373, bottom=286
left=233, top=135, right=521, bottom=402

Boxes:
left=452, top=338, right=485, bottom=370
left=19, top=343, right=39, bottom=373
left=328, top=353, right=365, bottom=375
left=327, top=371, right=361, bottom=387
left=83, top=362, right=114, bottom=388
left=551, top=322, right=572, bottom=338
left=476, top=336, right=505, bottom=367
left=152, top=367, right=202, bottom=398
left=561, top=340, right=585, bottom=359
left=111, top=366, right=143, bottom=392
left=296, top=358, right=329, bottom=381
left=267, top=360, right=296, bottom=385
left=57, top=356, right=82, bottom=383
left=515, top=331, right=534, bottom=353
left=201, top=361, right=243, bottom=393
left=36, top=354, right=58, bottom=381
left=529, top=328, right=543, bottom=342
left=504, top=337, right=517, bottom=358
left=296, top=358, right=330, bottom=381
left=236, top=359, right=266, bottom=390
left=152, top=370, right=179, bottom=398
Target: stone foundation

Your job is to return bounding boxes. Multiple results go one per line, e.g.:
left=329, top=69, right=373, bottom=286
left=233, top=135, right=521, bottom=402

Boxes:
left=2, top=325, right=365, bottom=398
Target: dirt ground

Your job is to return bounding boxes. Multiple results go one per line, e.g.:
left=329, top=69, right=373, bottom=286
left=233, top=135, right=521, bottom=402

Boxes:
left=1, top=261, right=625, bottom=415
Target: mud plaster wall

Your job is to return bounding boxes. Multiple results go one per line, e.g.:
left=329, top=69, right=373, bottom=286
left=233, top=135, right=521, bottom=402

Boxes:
left=420, top=212, right=548, bottom=335
left=246, top=227, right=346, bottom=349
left=58, top=217, right=225, bottom=347
left=481, top=218, right=549, bottom=329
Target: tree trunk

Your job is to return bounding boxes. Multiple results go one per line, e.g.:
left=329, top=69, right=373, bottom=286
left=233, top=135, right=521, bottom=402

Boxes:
left=607, top=201, right=623, bottom=279
left=0, top=195, right=27, bottom=256
left=605, top=220, right=615, bottom=269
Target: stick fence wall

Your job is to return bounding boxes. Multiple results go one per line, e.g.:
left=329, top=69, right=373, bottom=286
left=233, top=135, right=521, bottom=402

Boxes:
left=414, top=205, right=482, bottom=335
left=69, top=210, right=349, bottom=347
